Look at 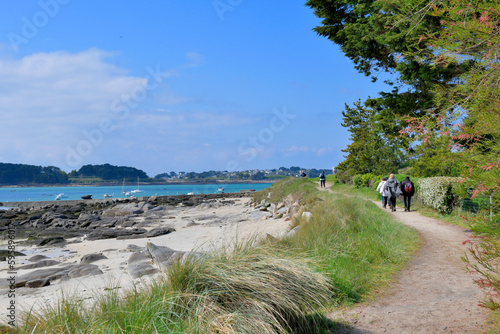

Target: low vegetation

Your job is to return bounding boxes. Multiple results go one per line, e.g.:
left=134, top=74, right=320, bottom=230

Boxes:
left=13, top=178, right=419, bottom=333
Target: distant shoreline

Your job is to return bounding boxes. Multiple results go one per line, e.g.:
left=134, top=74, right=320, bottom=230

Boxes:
left=0, top=179, right=279, bottom=188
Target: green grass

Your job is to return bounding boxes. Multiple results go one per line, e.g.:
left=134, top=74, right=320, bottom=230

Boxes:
left=15, top=178, right=420, bottom=333
left=278, top=189, right=419, bottom=304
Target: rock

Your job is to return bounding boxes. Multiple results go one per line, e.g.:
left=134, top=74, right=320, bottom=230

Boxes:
left=86, top=228, right=147, bottom=241
left=146, top=243, right=176, bottom=266
left=1, top=268, right=69, bottom=288
left=38, top=237, right=65, bottom=246
left=302, top=211, right=313, bottom=222
left=269, top=203, right=276, bottom=213
left=25, top=278, right=51, bottom=288
left=28, top=255, right=50, bottom=262
left=81, top=253, right=108, bottom=263
left=66, top=264, right=103, bottom=278
left=248, top=210, right=273, bottom=220
left=266, top=233, right=278, bottom=242
left=145, top=227, right=175, bottom=238
left=126, top=244, right=144, bottom=252
left=17, top=260, right=60, bottom=270
left=78, top=213, right=101, bottom=223
left=102, top=203, right=144, bottom=217
left=127, top=251, right=159, bottom=279
left=286, top=226, right=299, bottom=238
left=0, top=250, right=26, bottom=257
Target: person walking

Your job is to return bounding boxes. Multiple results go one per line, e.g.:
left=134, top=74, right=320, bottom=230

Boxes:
left=376, top=177, right=388, bottom=208
left=319, top=171, right=326, bottom=188
left=401, top=176, right=415, bottom=211
left=384, top=174, right=402, bottom=212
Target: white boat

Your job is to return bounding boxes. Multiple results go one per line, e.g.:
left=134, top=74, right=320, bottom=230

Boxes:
left=55, top=193, right=67, bottom=200
left=130, top=177, right=144, bottom=194
left=217, top=187, right=224, bottom=192
left=103, top=193, right=113, bottom=198
left=187, top=192, right=195, bottom=195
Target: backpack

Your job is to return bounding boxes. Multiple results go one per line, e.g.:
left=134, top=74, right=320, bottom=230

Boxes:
left=404, top=182, right=413, bottom=193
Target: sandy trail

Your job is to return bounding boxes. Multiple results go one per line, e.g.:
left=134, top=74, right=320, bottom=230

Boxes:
left=319, top=181, right=490, bottom=333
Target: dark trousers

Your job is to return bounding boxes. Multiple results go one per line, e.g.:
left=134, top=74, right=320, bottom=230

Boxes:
left=404, top=196, right=412, bottom=211
left=389, top=196, right=397, bottom=210
left=320, top=180, right=325, bottom=188
left=381, top=196, right=387, bottom=207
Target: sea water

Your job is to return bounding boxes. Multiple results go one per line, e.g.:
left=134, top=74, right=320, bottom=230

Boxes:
left=0, top=183, right=273, bottom=203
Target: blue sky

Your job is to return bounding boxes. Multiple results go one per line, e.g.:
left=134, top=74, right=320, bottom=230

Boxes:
left=0, top=1, right=391, bottom=177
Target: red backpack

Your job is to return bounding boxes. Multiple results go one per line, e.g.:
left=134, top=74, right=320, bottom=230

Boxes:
left=404, top=181, right=413, bottom=193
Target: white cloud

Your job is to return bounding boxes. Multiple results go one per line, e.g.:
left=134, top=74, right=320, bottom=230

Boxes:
left=0, top=48, right=181, bottom=168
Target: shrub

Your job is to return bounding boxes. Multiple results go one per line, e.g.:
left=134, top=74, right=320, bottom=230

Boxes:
left=335, top=170, right=352, bottom=184
left=353, top=174, right=364, bottom=188
left=361, top=173, right=378, bottom=188
left=416, top=177, right=462, bottom=214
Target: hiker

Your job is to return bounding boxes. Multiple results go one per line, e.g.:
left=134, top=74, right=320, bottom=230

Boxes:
left=300, top=170, right=307, bottom=178
left=376, top=177, right=388, bottom=208
left=319, top=171, right=326, bottom=188
left=401, top=176, right=415, bottom=212
left=384, top=174, right=402, bottom=212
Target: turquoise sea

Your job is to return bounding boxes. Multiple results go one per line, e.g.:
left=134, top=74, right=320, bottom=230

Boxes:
left=0, top=183, right=272, bottom=203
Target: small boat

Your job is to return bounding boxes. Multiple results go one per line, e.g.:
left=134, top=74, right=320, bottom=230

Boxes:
left=81, top=195, right=92, bottom=200
left=129, top=177, right=144, bottom=194
left=55, top=193, right=67, bottom=200
left=217, top=187, right=224, bottom=193
left=103, top=193, right=113, bottom=198
left=187, top=192, right=195, bottom=195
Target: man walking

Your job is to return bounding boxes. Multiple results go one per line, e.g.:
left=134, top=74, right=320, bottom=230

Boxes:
left=401, top=176, right=415, bottom=211
left=384, top=174, right=402, bottom=212
left=319, top=171, right=326, bottom=188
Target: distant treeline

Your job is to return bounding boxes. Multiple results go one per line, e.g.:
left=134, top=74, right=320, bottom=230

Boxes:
left=0, top=163, right=69, bottom=184
left=69, top=164, right=149, bottom=181
left=0, top=163, right=149, bottom=185
left=0, top=162, right=333, bottom=185
left=153, top=166, right=333, bottom=180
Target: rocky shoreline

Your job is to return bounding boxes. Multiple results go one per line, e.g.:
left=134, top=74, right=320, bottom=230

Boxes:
left=0, top=191, right=302, bottom=324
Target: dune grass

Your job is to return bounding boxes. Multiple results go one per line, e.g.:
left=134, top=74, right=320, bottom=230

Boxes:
left=14, top=178, right=420, bottom=333
left=18, top=243, right=332, bottom=334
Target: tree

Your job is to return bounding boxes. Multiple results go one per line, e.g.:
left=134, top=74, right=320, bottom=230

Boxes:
left=337, top=100, right=405, bottom=175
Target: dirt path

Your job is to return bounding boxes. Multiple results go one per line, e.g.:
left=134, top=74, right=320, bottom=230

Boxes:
left=318, top=182, right=491, bottom=333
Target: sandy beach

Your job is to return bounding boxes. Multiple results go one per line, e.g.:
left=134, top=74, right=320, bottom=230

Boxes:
left=0, top=196, right=293, bottom=325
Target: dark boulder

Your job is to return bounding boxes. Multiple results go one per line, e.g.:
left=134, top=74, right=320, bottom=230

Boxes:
left=81, top=253, right=108, bottom=263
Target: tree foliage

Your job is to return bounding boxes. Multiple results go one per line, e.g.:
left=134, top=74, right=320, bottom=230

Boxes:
left=0, top=163, right=68, bottom=184
left=74, top=164, right=148, bottom=180
left=337, top=100, right=404, bottom=175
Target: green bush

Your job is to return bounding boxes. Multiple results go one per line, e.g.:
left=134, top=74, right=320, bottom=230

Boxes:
left=416, top=177, right=461, bottom=214
left=353, top=174, right=364, bottom=188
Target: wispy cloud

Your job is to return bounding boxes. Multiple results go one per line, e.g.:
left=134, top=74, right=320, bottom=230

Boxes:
left=282, top=145, right=333, bottom=157
left=184, top=52, right=205, bottom=68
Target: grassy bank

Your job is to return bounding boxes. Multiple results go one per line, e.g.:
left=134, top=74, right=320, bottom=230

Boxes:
left=11, top=178, right=419, bottom=333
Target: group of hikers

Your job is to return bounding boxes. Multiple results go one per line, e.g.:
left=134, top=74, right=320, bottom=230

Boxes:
left=376, top=174, right=415, bottom=212
left=318, top=171, right=415, bottom=212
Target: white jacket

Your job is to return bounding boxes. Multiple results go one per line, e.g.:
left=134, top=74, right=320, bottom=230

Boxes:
left=376, top=181, right=388, bottom=196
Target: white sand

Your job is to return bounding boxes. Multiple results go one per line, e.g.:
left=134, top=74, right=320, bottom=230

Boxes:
left=0, top=197, right=292, bottom=324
